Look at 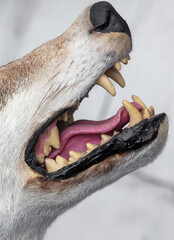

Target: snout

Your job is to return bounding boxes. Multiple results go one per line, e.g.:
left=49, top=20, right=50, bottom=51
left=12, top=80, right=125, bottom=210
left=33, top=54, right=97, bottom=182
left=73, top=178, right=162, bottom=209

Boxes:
left=90, top=1, right=131, bottom=38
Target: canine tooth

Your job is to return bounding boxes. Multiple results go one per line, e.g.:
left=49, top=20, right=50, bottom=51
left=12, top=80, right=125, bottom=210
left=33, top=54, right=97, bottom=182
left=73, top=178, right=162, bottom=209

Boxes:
left=100, top=134, right=111, bottom=145
left=105, top=67, right=125, bottom=88
left=143, top=108, right=151, bottom=119
left=132, top=95, right=146, bottom=110
left=45, top=158, right=59, bottom=173
left=122, top=100, right=143, bottom=127
left=56, top=156, right=69, bottom=169
left=36, top=156, right=45, bottom=164
left=114, top=62, right=121, bottom=71
left=43, top=145, right=52, bottom=156
left=47, top=126, right=60, bottom=149
left=69, top=151, right=84, bottom=164
left=96, top=74, right=116, bottom=96
left=149, top=106, right=155, bottom=117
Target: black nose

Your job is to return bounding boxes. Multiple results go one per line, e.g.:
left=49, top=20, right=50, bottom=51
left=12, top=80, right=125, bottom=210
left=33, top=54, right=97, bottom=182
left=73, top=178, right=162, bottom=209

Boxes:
left=90, top=1, right=131, bottom=38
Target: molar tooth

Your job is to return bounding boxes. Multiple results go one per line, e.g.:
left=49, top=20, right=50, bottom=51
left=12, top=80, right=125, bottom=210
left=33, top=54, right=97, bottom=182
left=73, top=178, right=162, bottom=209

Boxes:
left=114, top=62, right=121, bottom=71
left=46, top=126, right=60, bottom=149
left=105, top=67, right=125, bottom=88
left=96, top=74, right=116, bottom=96
left=86, top=143, right=98, bottom=153
left=112, top=131, right=118, bottom=136
left=45, top=158, right=59, bottom=173
left=62, top=111, right=68, bottom=121
left=55, top=156, right=69, bottom=169
left=75, top=102, right=80, bottom=110
left=36, top=156, right=45, bottom=164
left=143, top=108, right=151, bottom=119
left=149, top=106, right=155, bottom=117
left=122, top=100, right=143, bottom=127
left=100, top=134, right=111, bottom=145
left=69, top=151, right=84, bottom=164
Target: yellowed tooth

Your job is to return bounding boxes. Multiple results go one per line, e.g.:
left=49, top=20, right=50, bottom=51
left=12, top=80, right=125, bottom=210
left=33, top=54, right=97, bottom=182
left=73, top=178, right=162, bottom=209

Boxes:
left=143, top=108, right=151, bottom=119
left=43, top=145, right=52, bottom=156
left=96, top=74, right=116, bottom=96
left=100, top=134, right=111, bottom=145
left=36, top=156, right=45, bottom=164
left=69, top=151, right=84, bottom=164
left=75, top=102, right=80, bottom=110
left=112, top=131, right=118, bottom=136
left=114, top=62, right=121, bottom=71
left=46, top=126, right=60, bottom=149
left=121, top=56, right=130, bottom=64
left=149, top=106, right=155, bottom=117
left=132, top=95, right=146, bottom=110
left=86, top=143, right=98, bottom=154
left=86, top=143, right=98, bottom=151
left=122, top=100, right=143, bottom=127
left=55, top=156, right=69, bottom=169
left=62, top=111, right=68, bottom=121
left=45, top=158, right=59, bottom=173
left=105, top=67, right=125, bottom=88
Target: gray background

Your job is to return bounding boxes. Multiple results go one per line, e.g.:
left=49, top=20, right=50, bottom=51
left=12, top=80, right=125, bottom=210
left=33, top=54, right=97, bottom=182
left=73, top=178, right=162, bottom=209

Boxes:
left=0, top=0, right=174, bottom=239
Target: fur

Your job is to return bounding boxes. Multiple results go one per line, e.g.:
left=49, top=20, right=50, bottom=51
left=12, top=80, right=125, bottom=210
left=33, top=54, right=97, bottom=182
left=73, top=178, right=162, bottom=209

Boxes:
left=0, top=3, right=168, bottom=240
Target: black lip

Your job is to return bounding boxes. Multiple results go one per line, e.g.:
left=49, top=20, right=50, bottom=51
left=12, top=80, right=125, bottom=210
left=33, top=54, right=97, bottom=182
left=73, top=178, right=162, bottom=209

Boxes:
left=42, top=113, right=166, bottom=181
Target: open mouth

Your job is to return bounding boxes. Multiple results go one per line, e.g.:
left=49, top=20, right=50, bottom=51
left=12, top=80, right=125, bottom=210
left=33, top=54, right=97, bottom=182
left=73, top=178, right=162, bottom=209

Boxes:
left=25, top=57, right=166, bottom=181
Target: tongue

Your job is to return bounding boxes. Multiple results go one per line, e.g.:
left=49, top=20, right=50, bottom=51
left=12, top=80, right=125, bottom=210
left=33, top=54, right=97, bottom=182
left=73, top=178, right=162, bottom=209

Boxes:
left=48, top=102, right=143, bottom=159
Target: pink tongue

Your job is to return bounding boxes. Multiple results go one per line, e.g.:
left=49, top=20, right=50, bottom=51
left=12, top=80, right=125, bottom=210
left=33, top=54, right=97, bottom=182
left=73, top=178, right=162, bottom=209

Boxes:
left=47, top=102, right=143, bottom=160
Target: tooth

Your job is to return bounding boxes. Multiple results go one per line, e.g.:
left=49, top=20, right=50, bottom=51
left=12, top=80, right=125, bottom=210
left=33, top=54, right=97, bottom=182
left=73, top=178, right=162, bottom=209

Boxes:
left=105, top=67, right=125, bottom=88
left=36, top=156, right=45, bottom=164
left=149, top=106, right=155, bottom=117
left=96, top=74, right=116, bottom=96
left=58, top=111, right=68, bottom=121
left=122, top=100, right=143, bottom=127
left=132, top=95, right=146, bottom=110
left=62, top=111, right=68, bottom=121
left=114, top=62, right=121, bottom=71
left=46, top=126, right=60, bottom=149
left=43, top=145, right=52, bottom=156
left=69, top=151, right=84, bottom=164
left=75, top=102, right=80, bottom=110
left=55, top=156, right=69, bottom=169
left=112, top=131, right=118, bottom=136
left=100, top=134, right=111, bottom=145
left=121, top=56, right=130, bottom=64
left=86, top=143, right=98, bottom=153
left=143, top=108, right=151, bottom=119
left=45, top=158, right=59, bottom=173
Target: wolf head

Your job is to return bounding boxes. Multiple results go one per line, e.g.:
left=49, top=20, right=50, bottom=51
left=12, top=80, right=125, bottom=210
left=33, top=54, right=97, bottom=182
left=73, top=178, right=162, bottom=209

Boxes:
left=0, top=2, right=168, bottom=240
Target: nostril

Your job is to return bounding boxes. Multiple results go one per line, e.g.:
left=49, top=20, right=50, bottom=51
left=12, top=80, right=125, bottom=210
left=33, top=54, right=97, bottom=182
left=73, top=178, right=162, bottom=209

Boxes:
left=90, top=1, right=131, bottom=38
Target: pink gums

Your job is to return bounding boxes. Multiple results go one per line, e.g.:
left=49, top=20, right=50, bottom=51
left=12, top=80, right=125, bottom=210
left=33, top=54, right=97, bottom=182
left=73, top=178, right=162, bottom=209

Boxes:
left=35, top=120, right=57, bottom=157
left=43, top=102, right=143, bottom=160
